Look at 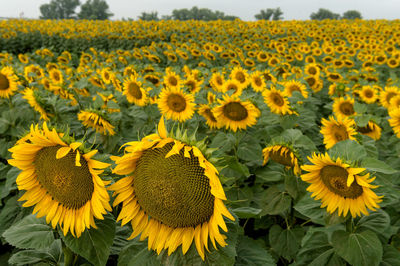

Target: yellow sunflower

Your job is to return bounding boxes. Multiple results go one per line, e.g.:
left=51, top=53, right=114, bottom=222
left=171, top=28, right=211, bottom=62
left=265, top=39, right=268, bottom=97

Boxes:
left=283, top=80, right=308, bottom=98
left=122, top=75, right=148, bottom=106
left=209, top=72, right=226, bottom=92
left=249, top=71, right=266, bottom=92
left=263, top=87, right=295, bottom=115
left=101, top=68, right=113, bottom=84
left=262, top=144, right=301, bottom=176
left=357, top=121, right=382, bottom=140
left=184, top=75, right=203, bottom=94
left=77, top=110, right=115, bottom=136
left=157, top=87, right=195, bottom=122
left=301, top=153, right=382, bottom=218
left=8, top=123, right=111, bottom=237
left=163, top=68, right=182, bottom=90
left=198, top=104, right=219, bottom=129
left=213, top=95, right=260, bottom=132
left=49, top=68, right=64, bottom=86
left=109, top=118, right=234, bottom=260
left=230, top=66, right=250, bottom=89
left=0, top=66, right=19, bottom=98
left=359, top=86, right=378, bottom=104
left=332, top=97, right=356, bottom=119
left=304, top=63, right=320, bottom=77
left=389, top=108, right=400, bottom=138
left=389, top=95, right=400, bottom=111
left=222, top=79, right=243, bottom=97
left=24, top=65, right=44, bottom=83
left=22, top=88, right=52, bottom=121
left=320, top=116, right=357, bottom=149
left=380, top=86, right=400, bottom=109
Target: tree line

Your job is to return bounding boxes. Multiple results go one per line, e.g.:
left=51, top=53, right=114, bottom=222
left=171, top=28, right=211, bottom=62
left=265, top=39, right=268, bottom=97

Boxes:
left=39, top=1, right=363, bottom=21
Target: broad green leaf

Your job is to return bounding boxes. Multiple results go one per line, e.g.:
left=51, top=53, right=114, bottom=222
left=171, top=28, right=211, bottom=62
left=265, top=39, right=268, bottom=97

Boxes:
left=62, top=214, right=116, bottom=266
left=269, top=224, right=304, bottom=261
left=254, top=163, right=284, bottom=183
left=355, top=210, right=390, bottom=237
left=297, top=231, right=331, bottom=265
left=261, top=186, right=291, bottom=216
left=232, top=207, right=262, bottom=218
left=355, top=115, right=371, bottom=127
left=309, top=249, right=345, bottom=266
left=332, top=230, right=383, bottom=266
left=380, top=245, right=400, bottom=266
left=361, top=157, right=397, bottom=175
left=2, top=215, right=54, bottom=250
left=235, top=235, right=275, bottom=266
left=118, top=240, right=160, bottom=266
left=237, top=143, right=262, bottom=162
left=294, top=193, right=325, bottom=225
left=328, top=140, right=367, bottom=162
left=354, top=101, right=368, bottom=114
left=8, top=239, right=62, bottom=266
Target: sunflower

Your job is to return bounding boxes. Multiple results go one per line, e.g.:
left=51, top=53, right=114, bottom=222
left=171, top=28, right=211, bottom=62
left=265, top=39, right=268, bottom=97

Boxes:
left=198, top=104, right=219, bottom=129
left=230, top=66, right=250, bottom=89
left=209, top=72, right=225, bottom=92
left=332, top=97, right=356, bottom=119
left=301, top=153, right=382, bottom=218
left=222, top=79, right=243, bottom=97
left=143, top=74, right=161, bottom=87
left=163, top=68, right=182, bottom=90
left=77, top=110, right=115, bottom=136
left=122, top=75, right=148, bottom=106
left=18, top=54, right=29, bottom=64
left=184, top=75, right=203, bottom=94
left=22, top=88, right=52, bottom=121
left=262, top=144, right=301, bottom=176
left=263, top=87, right=295, bottom=115
left=262, top=70, right=276, bottom=83
left=24, top=65, right=44, bottom=83
left=320, top=116, right=357, bottom=149
left=249, top=71, right=266, bottom=92
left=283, top=80, right=308, bottom=98
left=357, top=121, right=382, bottom=140
left=304, top=63, right=320, bottom=77
left=213, top=95, right=260, bottom=132
left=8, top=123, right=111, bottom=237
left=389, top=108, right=400, bottom=138
left=157, top=87, right=195, bottom=122
left=101, top=68, right=113, bottom=84
left=380, top=86, right=399, bottom=109
left=49, top=68, right=64, bottom=86
left=109, top=118, right=234, bottom=260
left=0, top=66, right=19, bottom=98
left=359, top=86, right=378, bottom=104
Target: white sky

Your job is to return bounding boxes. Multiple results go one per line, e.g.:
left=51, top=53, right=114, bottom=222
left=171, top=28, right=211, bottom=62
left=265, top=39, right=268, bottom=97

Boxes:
left=1, top=0, right=399, bottom=21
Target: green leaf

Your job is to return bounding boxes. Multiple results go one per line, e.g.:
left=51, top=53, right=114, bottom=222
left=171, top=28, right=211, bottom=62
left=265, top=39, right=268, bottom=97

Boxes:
left=269, top=225, right=304, bottom=261
left=332, top=230, right=383, bottom=266
left=237, top=143, right=262, bottom=162
left=110, top=226, right=132, bottom=255
left=232, top=207, right=262, bottom=218
left=2, top=215, right=55, bottom=250
left=118, top=240, right=160, bottom=266
left=294, top=193, right=324, bottom=225
left=355, top=115, right=371, bottom=127
left=354, top=101, right=368, bottom=114
left=223, top=156, right=250, bottom=177
left=8, top=239, right=62, bottom=266
left=235, top=235, right=275, bottom=266
left=355, top=210, right=390, bottom=236
left=380, top=245, right=400, bottom=266
left=261, top=186, right=291, bottom=216
left=361, top=157, right=397, bottom=174
left=328, top=140, right=367, bottom=162
left=62, top=214, right=116, bottom=266
left=254, top=163, right=284, bottom=183
left=297, top=231, right=332, bottom=266
left=309, top=249, right=345, bottom=266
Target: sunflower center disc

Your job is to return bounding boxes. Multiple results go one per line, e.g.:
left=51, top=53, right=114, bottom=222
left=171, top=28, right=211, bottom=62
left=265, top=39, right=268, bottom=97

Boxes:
left=34, top=146, right=94, bottom=209
left=320, top=165, right=363, bottom=198
left=272, top=93, right=285, bottom=107
left=289, top=85, right=300, bottom=94
left=168, top=76, right=178, bottom=86
left=167, top=94, right=186, bottom=112
left=254, top=77, right=262, bottom=86
left=0, top=73, right=10, bottom=90
left=227, top=84, right=239, bottom=93
left=386, top=92, right=397, bottom=103
left=358, top=124, right=373, bottom=134
left=269, top=147, right=294, bottom=167
left=223, top=102, right=248, bottom=121
left=333, top=125, right=349, bottom=141
left=308, top=67, right=317, bottom=75
left=133, top=142, right=215, bottom=228
left=364, top=90, right=373, bottom=98
left=128, top=82, right=142, bottom=99
left=339, top=102, right=355, bottom=116
left=235, top=72, right=246, bottom=83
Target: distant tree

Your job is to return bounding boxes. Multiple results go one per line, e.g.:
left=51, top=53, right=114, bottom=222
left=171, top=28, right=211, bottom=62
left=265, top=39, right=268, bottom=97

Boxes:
left=138, top=11, right=159, bottom=21
left=255, top=8, right=283, bottom=20
left=272, top=7, right=283, bottom=20
left=161, top=15, right=173, bottom=20
left=255, top=8, right=274, bottom=20
left=342, top=10, right=362, bottom=19
left=171, top=6, right=237, bottom=21
left=310, top=8, right=340, bottom=20
left=40, top=0, right=80, bottom=19
left=78, top=0, right=113, bottom=20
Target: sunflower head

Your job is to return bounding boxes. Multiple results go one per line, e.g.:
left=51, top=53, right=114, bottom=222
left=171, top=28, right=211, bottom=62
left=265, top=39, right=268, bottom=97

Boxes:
left=262, top=143, right=302, bottom=176
left=0, top=66, right=20, bottom=98
left=157, top=86, right=195, bottom=122
left=357, top=121, right=382, bottom=140
left=301, top=153, right=382, bottom=218
left=320, top=116, right=357, bottom=149
left=77, top=110, right=115, bottom=136
left=122, top=76, right=148, bottom=106
left=8, top=123, right=111, bottom=237
left=109, top=117, right=234, bottom=260
left=332, top=97, right=356, bottom=119
left=359, top=86, right=378, bottom=104
left=263, top=87, right=296, bottom=115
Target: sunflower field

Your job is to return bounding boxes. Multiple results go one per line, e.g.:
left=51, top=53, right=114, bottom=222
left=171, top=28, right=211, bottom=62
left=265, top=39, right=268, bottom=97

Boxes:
left=0, top=18, right=400, bottom=266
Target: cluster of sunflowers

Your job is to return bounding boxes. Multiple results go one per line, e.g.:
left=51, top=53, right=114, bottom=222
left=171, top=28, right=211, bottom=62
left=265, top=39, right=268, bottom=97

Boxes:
left=0, top=19, right=400, bottom=265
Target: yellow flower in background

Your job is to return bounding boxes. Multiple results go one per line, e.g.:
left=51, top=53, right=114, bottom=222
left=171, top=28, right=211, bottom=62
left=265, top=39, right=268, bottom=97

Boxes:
left=198, top=104, right=219, bottom=129
left=78, top=110, right=115, bottom=136
left=357, top=121, right=382, bottom=140
left=22, top=88, right=52, bottom=121
left=283, top=80, right=308, bottom=98
left=389, top=108, right=400, bottom=138
left=359, top=86, right=378, bottom=104
left=301, top=153, right=382, bottom=218
left=122, top=75, right=148, bottom=106
left=8, top=123, right=111, bottom=237
left=320, top=116, right=357, bottom=149
left=157, top=86, right=195, bottom=122
left=0, top=66, right=20, bottom=98
left=380, top=86, right=400, bottom=109
left=262, top=144, right=301, bottom=176
left=263, top=87, right=295, bottom=115
left=332, top=97, right=356, bottom=119
left=109, top=117, right=234, bottom=260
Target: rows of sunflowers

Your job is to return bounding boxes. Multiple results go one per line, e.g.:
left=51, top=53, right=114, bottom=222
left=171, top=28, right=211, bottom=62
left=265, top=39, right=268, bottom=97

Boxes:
left=0, top=19, right=400, bottom=266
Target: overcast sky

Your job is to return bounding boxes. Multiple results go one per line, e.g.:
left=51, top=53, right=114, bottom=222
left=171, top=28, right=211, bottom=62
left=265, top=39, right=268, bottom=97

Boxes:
left=1, top=0, right=400, bottom=21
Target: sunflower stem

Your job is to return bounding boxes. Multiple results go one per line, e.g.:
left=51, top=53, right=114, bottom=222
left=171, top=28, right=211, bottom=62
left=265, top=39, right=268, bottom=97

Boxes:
left=345, top=217, right=354, bottom=233
left=62, top=241, right=76, bottom=266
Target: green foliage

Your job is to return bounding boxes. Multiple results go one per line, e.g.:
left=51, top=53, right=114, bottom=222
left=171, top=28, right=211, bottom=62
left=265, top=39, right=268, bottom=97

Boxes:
left=255, top=8, right=284, bottom=21
left=310, top=8, right=340, bottom=20
left=171, top=6, right=238, bottom=21
left=39, top=0, right=80, bottom=19
left=138, top=11, right=159, bottom=21
left=342, top=10, right=363, bottom=19
left=78, top=0, right=113, bottom=20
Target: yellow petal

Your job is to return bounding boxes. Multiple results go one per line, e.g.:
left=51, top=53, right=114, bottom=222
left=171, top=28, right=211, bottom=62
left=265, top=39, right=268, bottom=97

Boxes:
left=158, top=115, right=167, bottom=139
left=56, top=147, right=71, bottom=159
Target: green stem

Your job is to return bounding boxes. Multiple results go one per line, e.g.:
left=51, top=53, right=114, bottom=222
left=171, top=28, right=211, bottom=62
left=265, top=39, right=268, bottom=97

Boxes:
left=62, top=241, right=75, bottom=266
left=345, top=217, right=354, bottom=233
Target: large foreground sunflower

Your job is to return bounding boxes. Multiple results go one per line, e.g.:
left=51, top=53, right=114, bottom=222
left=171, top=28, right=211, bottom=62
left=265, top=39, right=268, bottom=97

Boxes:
left=213, top=95, right=260, bottom=132
left=301, top=153, right=382, bottom=218
left=8, top=123, right=111, bottom=237
left=0, top=66, right=19, bottom=98
left=109, top=118, right=234, bottom=260
left=157, top=86, right=195, bottom=122
left=320, top=116, right=357, bottom=149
